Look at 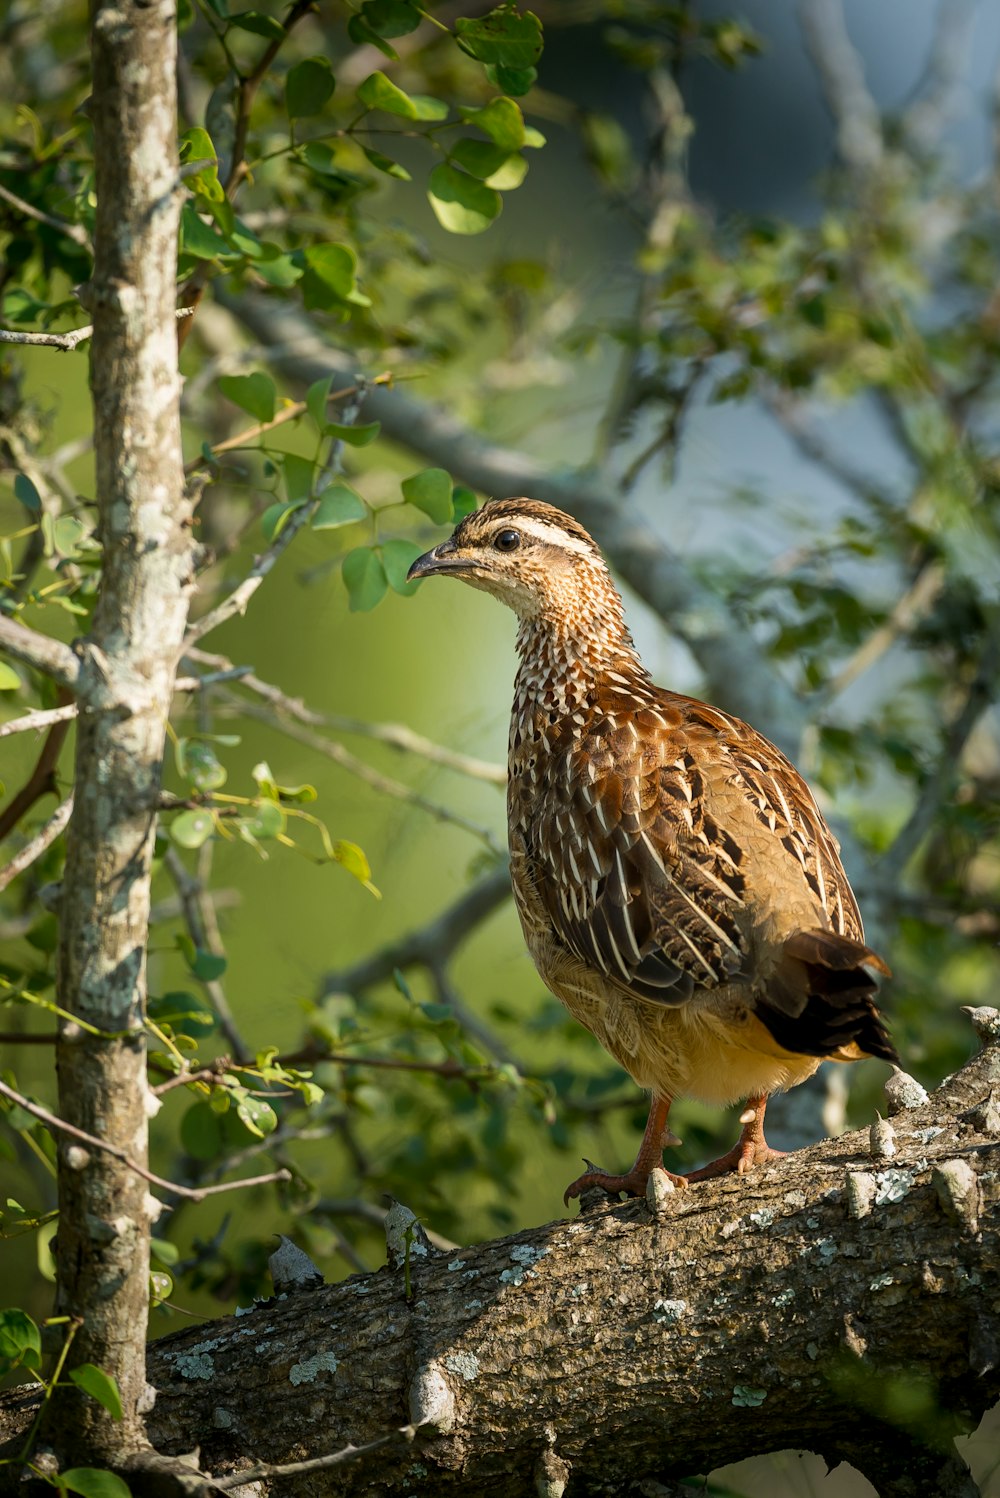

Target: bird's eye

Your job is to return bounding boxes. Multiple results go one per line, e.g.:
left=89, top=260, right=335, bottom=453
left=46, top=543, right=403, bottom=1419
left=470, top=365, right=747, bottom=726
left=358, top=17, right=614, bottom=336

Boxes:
left=494, top=529, right=521, bottom=553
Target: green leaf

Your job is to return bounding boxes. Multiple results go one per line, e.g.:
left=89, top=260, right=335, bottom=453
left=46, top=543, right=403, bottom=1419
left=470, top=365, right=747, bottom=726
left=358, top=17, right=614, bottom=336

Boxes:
left=243, top=800, right=285, bottom=839
left=461, top=96, right=524, bottom=150
left=522, top=124, right=546, bottom=148
left=312, top=484, right=367, bottom=530
left=0, top=1308, right=40, bottom=1372
left=229, top=10, right=284, bottom=38
left=53, top=515, right=87, bottom=557
left=179, top=202, right=231, bottom=260
left=485, top=153, right=527, bottom=189
left=361, top=146, right=411, bottom=181
left=179, top=127, right=223, bottom=200
left=148, top=991, right=216, bottom=1038
left=402, top=466, right=453, bottom=523
left=428, top=163, right=501, bottom=235
left=452, top=484, right=478, bottom=520
left=381, top=538, right=424, bottom=594
left=356, top=70, right=446, bottom=121
left=236, top=1093, right=278, bottom=1138
left=282, top=452, right=316, bottom=503
left=306, top=374, right=333, bottom=431
left=260, top=500, right=303, bottom=543
left=327, top=420, right=380, bottom=446
left=449, top=138, right=510, bottom=180
left=59, top=1471, right=132, bottom=1498
left=286, top=56, right=335, bottom=117
left=358, top=0, right=421, bottom=38
left=0, top=662, right=21, bottom=690
left=218, top=372, right=276, bottom=424
left=333, top=838, right=374, bottom=886
left=357, top=69, right=419, bottom=118
left=342, top=547, right=388, bottom=611
left=170, top=810, right=214, bottom=850
left=14, top=473, right=41, bottom=511
left=181, top=740, right=227, bottom=792
left=486, top=62, right=537, bottom=97
left=455, top=8, right=543, bottom=68
left=301, top=242, right=370, bottom=310
left=68, top=1364, right=124, bottom=1422
left=347, top=13, right=398, bottom=58
left=180, top=1100, right=226, bottom=1161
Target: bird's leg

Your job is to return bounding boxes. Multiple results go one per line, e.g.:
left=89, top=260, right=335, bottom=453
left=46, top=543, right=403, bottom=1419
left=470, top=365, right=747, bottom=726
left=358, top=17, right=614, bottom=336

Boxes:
left=563, top=1094, right=686, bottom=1204
left=684, top=1094, right=787, bottom=1182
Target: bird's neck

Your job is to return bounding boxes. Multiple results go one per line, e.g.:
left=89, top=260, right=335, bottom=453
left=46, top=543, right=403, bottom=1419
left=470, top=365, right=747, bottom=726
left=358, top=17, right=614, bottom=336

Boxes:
left=513, top=607, right=649, bottom=718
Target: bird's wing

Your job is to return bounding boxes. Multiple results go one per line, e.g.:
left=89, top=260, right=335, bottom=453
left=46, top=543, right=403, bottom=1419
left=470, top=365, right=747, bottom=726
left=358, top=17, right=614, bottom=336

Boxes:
left=526, top=693, right=862, bottom=1009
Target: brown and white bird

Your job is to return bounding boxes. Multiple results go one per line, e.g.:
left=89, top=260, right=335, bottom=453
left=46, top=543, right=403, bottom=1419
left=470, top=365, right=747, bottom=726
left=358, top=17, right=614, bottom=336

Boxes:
left=408, top=498, right=897, bottom=1201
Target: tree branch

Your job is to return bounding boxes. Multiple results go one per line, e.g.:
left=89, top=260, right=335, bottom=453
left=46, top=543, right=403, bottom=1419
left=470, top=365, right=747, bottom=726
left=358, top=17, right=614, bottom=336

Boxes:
left=0, top=181, right=92, bottom=249
left=0, top=794, right=73, bottom=892
left=5, top=1024, right=996, bottom=1494
left=0, top=687, right=75, bottom=844
left=0, top=1077, right=290, bottom=1203
left=0, top=616, right=80, bottom=689
left=799, top=0, right=883, bottom=175
left=223, top=292, right=812, bottom=761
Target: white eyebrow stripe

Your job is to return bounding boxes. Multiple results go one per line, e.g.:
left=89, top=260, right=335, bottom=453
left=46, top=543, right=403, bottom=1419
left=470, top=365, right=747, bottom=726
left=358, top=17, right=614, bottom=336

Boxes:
left=503, top=517, right=597, bottom=556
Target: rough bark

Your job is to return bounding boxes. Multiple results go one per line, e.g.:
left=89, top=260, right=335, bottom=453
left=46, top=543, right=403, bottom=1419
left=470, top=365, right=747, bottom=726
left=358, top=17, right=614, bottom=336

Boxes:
left=5, top=1029, right=996, bottom=1496
left=47, top=0, right=193, bottom=1466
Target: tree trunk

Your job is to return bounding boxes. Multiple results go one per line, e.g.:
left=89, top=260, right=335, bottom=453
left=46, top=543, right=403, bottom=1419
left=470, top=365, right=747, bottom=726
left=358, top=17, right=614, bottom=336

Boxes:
left=7, top=1024, right=997, bottom=1496
left=47, top=0, right=192, bottom=1467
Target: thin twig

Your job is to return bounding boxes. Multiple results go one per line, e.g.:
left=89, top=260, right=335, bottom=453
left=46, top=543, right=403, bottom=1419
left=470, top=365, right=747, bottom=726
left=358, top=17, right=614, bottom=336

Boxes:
left=0, top=615, right=80, bottom=689
left=0, top=703, right=79, bottom=739
left=824, top=562, right=944, bottom=700
left=0, top=794, right=73, bottom=892
left=799, top=0, right=883, bottom=175
left=0, top=181, right=91, bottom=248
left=0, top=685, right=75, bottom=843
left=184, top=646, right=505, bottom=784
left=163, top=846, right=248, bottom=1057
left=208, top=1425, right=417, bottom=1490
left=0, top=1077, right=290, bottom=1202
left=878, top=620, right=1000, bottom=884
left=0, top=306, right=195, bottom=353
left=233, top=699, right=504, bottom=855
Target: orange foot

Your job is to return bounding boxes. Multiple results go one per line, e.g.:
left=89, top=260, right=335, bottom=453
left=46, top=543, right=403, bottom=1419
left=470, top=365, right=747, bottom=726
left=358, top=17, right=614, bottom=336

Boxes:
left=563, top=1163, right=687, bottom=1205
left=684, top=1094, right=787, bottom=1182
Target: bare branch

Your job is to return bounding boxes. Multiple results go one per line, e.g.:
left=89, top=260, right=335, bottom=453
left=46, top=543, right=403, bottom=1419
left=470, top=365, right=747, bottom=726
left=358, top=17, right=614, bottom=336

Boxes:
left=0, top=704, right=79, bottom=739
left=209, top=1425, right=417, bottom=1490
left=878, top=619, right=1000, bottom=884
left=0, top=326, right=95, bottom=351
left=184, top=646, right=506, bottom=784
left=0, top=180, right=92, bottom=248
left=232, top=698, right=504, bottom=855
left=0, top=1076, right=290, bottom=1202
left=224, top=292, right=812, bottom=760
left=825, top=561, right=945, bottom=699
left=162, top=846, right=249, bottom=1058
left=0, top=615, right=80, bottom=689
left=319, top=862, right=512, bottom=1000
left=0, top=795, right=74, bottom=892
left=799, top=0, right=883, bottom=175
left=901, top=0, right=978, bottom=153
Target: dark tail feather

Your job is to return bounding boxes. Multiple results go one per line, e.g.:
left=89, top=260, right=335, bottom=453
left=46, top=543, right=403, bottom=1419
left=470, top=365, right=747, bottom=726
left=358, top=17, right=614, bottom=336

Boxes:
left=758, top=928, right=899, bottom=1064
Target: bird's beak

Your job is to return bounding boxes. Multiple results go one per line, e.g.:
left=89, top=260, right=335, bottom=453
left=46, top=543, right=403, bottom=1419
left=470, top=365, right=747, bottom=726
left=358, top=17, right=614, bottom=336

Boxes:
left=406, top=539, right=470, bottom=582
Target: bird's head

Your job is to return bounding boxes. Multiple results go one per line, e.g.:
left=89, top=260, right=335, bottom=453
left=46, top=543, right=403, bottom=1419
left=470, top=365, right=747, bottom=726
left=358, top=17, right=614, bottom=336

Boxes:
left=407, top=497, right=624, bottom=634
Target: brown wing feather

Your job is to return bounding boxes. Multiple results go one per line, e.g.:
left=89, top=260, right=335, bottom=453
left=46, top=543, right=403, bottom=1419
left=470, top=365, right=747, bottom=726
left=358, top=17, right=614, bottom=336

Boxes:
left=519, top=688, right=870, bottom=1015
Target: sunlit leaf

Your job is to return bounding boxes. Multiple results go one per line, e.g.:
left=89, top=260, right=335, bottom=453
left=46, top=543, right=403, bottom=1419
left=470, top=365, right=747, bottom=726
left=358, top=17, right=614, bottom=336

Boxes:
left=312, top=484, right=367, bottom=530
left=0, top=662, right=21, bottom=690
left=69, top=1364, right=124, bottom=1422
left=454, top=8, right=543, bottom=69
left=381, top=538, right=424, bottom=594
left=236, top=1093, right=278, bottom=1137
left=243, top=800, right=285, bottom=840
left=170, top=810, right=214, bottom=849
left=361, top=146, right=411, bottom=180
left=460, top=96, right=524, bottom=151
left=427, top=164, right=501, bottom=235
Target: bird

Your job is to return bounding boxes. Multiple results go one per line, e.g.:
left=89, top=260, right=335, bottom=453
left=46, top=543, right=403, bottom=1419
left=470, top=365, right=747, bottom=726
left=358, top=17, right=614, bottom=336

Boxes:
left=407, top=497, right=898, bottom=1202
